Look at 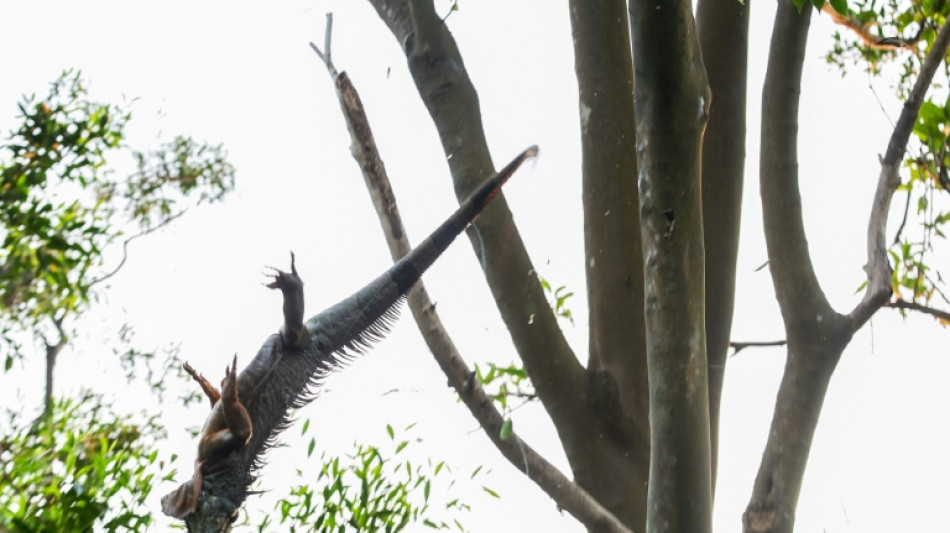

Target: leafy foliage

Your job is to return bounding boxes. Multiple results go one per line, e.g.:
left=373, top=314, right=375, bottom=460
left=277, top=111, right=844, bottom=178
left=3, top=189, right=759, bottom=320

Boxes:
left=824, top=0, right=942, bottom=78
left=0, top=394, right=164, bottom=532
left=890, top=97, right=950, bottom=307
left=794, top=0, right=849, bottom=15
left=0, top=71, right=235, bottom=369
left=474, top=362, right=535, bottom=440
left=823, top=1, right=950, bottom=312
left=539, top=275, right=575, bottom=325
left=253, top=425, right=480, bottom=532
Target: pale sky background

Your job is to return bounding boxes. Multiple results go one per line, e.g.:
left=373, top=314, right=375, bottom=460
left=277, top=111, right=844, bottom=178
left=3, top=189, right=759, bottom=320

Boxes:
left=1, top=1, right=948, bottom=532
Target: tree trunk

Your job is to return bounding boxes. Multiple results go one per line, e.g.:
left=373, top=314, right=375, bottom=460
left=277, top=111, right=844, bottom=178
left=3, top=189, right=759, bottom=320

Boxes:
left=570, top=0, right=649, bottom=528
left=744, top=4, right=853, bottom=531
left=696, top=0, right=750, bottom=491
left=629, top=0, right=713, bottom=531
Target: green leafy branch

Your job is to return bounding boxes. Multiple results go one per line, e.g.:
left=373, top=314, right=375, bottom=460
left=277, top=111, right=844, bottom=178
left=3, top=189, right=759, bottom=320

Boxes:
left=0, top=393, right=165, bottom=532
left=252, top=424, right=484, bottom=532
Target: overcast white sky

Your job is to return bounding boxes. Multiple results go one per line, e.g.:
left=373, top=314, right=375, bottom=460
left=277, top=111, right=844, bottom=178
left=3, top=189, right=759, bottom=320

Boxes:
left=1, top=1, right=948, bottom=531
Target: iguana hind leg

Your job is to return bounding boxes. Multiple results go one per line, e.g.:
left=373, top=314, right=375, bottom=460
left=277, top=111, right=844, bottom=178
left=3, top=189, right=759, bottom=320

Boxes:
left=197, top=355, right=253, bottom=460
left=184, top=361, right=221, bottom=408
left=219, top=355, right=252, bottom=445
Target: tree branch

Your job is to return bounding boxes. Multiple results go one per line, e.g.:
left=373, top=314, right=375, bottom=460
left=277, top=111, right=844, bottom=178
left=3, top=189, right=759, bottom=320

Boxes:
left=311, top=39, right=632, bottom=532
left=821, top=3, right=925, bottom=51
left=568, top=1, right=650, bottom=527
left=366, top=0, right=590, bottom=459
left=885, top=299, right=950, bottom=322
left=747, top=4, right=856, bottom=532
left=629, top=0, right=713, bottom=530
left=729, top=340, right=787, bottom=355
left=697, top=0, right=751, bottom=489
left=848, top=15, right=950, bottom=330
left=90, top=210, right=187, bottom=287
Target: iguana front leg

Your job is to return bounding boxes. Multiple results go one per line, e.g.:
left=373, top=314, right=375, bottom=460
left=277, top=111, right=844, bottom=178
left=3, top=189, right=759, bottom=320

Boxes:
left=266, top=252, right=309, bottom=349
left=184, top=361, right=221, bottom=408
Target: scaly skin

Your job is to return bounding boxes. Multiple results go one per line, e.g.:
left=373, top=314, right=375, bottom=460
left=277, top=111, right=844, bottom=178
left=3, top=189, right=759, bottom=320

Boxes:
left=161, top=261, right=306, bottom=523
left=161, top=147, right=537, bottom=532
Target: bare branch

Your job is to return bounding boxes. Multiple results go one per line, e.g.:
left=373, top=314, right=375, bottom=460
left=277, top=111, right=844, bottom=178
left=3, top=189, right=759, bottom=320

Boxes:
left=848, top=15, right=950, bottom=330
left=309, top=13, right=338, bottom=79
left=885, top=299, right=950, bottom=322
left=313, top=46, right=631, bottom=533
left=369, top=0, right=591, bottom=461
left=90, top=210, right=187, bottom=287
left=729, top=340, right=787, bottom=355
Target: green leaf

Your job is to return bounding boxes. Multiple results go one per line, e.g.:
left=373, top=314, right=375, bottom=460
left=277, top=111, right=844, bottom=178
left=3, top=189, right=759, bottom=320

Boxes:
left=828, top=0, right=847, bottom=14
left=481, top=486, right=500, bottom=498
left=499, top=418, right=513, bottom=441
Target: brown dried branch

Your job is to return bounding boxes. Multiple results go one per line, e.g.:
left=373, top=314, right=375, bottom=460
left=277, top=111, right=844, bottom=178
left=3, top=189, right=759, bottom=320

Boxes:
left=309, top=22, right=632, bottom=533
left=822, top=3, right=925, bottom=51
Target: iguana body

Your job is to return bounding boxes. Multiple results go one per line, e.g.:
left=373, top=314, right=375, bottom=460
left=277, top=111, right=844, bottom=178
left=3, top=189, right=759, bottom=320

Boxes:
left=161, top=147, right=536, bottom=532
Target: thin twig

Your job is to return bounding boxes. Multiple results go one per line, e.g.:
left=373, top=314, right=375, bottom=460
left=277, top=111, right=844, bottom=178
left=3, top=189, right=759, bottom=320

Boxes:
left=729, top=340, right=788, bottom=356
left=885, top=299, right=950, bottom=322
left=309, top=13, right=338, bottom=78
left=892, top=184, right=914, bottom=245
left=90, top=210, right=187, bottom=287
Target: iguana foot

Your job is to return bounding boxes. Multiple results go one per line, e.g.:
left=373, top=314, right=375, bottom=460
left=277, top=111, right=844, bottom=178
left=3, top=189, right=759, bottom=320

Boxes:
left=184, top=361, right=221, bottom=408
left=264, top=251, right=309, bottom=349
left=220, top=354, right=239, bottom=403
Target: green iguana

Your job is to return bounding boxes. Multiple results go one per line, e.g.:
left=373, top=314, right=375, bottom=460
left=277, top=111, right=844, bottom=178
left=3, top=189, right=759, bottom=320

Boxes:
left=160, top=146, right=537, bottom=532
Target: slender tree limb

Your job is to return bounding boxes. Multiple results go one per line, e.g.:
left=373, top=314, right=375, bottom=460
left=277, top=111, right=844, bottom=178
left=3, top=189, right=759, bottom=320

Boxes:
left=310, top=39, right=632, bottom=532
left=729, top=340, right=787, bottom=355
left=366, top=0, right=592, bottom=465
left=821, top=3, right=925, bottom=51
left=570, top=0, right=646, bottom=438
left=885, top=299, right=950, bottom=322
left=848, top=15, right=950, bottom=330
left=697, top=0, right=751, bottom=490
left=747, top=4, right=855, bottom=532
left=745, top=5, right=950, bottom=532
left=90, top=210, right=187, bottom=287
left=37, top=314, right=69, bottom=417
left=309, top=13, right=338, bottom=78
left=568, top=1, right=650, bottom=527
left=760, top=4, right=839, bottom=329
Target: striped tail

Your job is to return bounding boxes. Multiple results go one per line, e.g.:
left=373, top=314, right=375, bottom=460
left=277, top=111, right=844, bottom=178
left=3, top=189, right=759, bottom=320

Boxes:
left=306, top=145, right=538, bottom=367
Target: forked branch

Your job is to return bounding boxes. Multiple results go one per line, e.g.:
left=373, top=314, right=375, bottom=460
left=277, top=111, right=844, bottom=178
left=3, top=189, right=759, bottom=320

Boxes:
left=848, top=15, right=950, bottom=330
left=309, top=20, right=632, bottom=533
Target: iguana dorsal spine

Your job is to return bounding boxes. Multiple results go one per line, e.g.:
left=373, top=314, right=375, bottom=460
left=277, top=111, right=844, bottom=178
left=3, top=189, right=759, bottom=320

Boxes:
left=163, top=146, right=537, bottom=532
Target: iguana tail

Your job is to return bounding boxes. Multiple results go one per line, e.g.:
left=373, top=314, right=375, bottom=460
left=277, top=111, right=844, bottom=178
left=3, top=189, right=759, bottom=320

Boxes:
left=306, top=145, right=537, bottom=374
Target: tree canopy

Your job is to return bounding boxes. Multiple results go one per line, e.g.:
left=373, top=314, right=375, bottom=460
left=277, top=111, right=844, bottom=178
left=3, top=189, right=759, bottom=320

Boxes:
left=1, top=1, right=949, bottom=532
